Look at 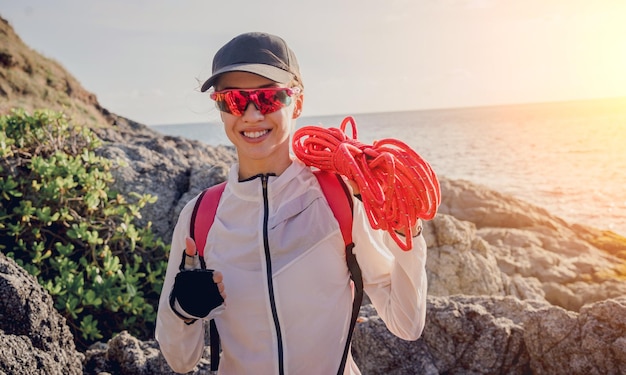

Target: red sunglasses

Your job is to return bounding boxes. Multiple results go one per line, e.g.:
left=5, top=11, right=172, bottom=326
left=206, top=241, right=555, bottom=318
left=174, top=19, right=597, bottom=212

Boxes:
left=210, top=87, right=301, bottom=116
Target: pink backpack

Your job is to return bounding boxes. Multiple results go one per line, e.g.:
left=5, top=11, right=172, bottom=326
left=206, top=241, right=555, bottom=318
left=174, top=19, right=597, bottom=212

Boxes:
left=190, top=171, right=363, bottom=374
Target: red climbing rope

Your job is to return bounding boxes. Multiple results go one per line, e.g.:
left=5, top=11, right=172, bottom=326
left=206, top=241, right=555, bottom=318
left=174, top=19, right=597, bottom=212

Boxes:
left=292, top=116, right=441, bottom=251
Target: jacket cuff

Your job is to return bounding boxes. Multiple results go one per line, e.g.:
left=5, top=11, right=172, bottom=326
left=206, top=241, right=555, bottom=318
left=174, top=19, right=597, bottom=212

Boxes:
left=394, top=219, right=423, bottom=238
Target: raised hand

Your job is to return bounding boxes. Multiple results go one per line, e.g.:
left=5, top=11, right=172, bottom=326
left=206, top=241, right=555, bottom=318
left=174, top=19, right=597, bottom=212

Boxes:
left=184, top=237, right=226, bottom=302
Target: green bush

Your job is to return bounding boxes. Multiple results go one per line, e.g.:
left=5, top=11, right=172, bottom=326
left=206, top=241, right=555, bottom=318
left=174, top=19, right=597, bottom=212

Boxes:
left=0, top=109, right=168, bottom=349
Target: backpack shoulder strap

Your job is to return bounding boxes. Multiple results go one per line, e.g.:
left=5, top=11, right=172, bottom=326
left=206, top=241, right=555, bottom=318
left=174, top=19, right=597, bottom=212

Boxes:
left=313, top=170, right=354, bottom=247
left=190, top=181, right=227, bottom=259
left=189, top=181, right=226, bottom=371
left=313, top=171, right=363, bottom=375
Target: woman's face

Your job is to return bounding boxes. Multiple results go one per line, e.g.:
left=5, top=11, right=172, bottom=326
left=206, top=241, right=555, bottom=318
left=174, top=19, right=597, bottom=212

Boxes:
left=215, top=71, right=303, bottom=180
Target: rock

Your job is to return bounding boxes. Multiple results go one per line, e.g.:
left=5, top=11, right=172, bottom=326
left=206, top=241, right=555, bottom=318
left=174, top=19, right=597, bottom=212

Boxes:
left=475, top=225, right=626, bottom=311
left=424, top=214, right=506, bottom=296
left=524, top=297, right=626, bottom=374
left=424, top=178, right=626, bottom=312
left=502, top=274, right=545, bottom=301
left=82, top=295, right=626, bottom=375
left=94, top=118, right=236, bottom=243
left=578, top=298, right=626, bottom=374
left=438, top=178, right=568, bottom=232
left=353, top=296, right=626, bottom=375
left=0, top=253, right=83, bottom=375
left=352, top=306, right=439, bottom=375
left=353, top=297, right=536, bottom=374
left=573, top=224, right=626, bottom=255
left=83, top=330, right=215, bottom=375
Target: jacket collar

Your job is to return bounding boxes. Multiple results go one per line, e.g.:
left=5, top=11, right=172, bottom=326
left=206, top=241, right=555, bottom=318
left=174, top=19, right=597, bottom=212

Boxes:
left=227, top=158, right=308, bottom=200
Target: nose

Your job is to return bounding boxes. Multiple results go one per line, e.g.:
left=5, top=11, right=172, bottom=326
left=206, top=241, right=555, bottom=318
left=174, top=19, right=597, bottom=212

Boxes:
left=241, top=101, right=264, bottom=121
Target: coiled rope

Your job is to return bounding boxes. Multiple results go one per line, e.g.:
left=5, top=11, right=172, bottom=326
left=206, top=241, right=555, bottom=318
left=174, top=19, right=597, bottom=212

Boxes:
left=292, top=116, right=441, bottom=251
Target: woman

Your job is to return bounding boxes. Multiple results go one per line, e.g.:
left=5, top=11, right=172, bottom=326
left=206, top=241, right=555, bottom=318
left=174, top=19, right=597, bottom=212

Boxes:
left=155, top=31, right=428, bottom=375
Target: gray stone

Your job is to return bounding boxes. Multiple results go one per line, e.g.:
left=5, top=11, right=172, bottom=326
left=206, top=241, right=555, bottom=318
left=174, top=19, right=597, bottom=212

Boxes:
left=83, top=330, right=215, bottom=375
left=354, top=296, right=626, bottom=375
left=0, top=253, right=83, bottom=375
left=94, top=117, right=236, bottom=244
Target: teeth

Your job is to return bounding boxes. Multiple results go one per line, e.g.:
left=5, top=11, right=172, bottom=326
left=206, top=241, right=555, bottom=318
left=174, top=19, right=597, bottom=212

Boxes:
left=243, top=130, right=269, bottom=139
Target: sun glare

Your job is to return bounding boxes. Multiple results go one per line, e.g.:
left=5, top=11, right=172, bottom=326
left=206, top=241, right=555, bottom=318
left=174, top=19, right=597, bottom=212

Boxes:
left=578, top=6, right=626, bottom=98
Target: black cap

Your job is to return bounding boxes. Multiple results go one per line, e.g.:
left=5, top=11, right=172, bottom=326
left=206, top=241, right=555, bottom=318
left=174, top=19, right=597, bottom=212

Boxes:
left=201, top=32, right=302, bottom=92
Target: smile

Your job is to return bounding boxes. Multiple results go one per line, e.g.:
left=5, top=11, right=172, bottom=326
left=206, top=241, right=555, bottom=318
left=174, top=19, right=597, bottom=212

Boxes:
left=243, top=130, right=269, bottom=139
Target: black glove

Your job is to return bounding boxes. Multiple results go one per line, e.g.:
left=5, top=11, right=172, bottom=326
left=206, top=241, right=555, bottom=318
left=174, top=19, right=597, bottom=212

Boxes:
left=169, top=252, right=224, bottom=321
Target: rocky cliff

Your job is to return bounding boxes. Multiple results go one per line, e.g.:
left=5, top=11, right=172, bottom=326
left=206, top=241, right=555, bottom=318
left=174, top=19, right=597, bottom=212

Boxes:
left=2, top=13, right=626, bottom=375
left=0, top=15, right=105, bottom=127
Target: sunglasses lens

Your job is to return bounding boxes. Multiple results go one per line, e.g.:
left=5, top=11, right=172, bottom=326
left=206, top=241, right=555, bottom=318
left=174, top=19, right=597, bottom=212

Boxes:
left=211, top=88, right=297, bottom=116
left=211, top=92, right=236, bottom=115
left=230, top=91, right=250, bottom=115
left=212, top=91, right=247, bottom=116
left=256, top=89, right=292, bottom=114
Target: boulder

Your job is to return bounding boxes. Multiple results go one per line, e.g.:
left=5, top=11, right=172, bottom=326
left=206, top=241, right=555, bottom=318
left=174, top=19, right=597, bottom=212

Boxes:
left=93, top=115, right=236, bottom=244
left=429, top=178, right=626, bottom=312
left=0, top=253, right=83, bottom=375
left=524, top=297, right=626, bottom=375
left=424, top=214, right=506, bottom=296
left=438, top=178, right=568, bottom=232
left=82, top=331, right=214, bottom=375
left=353, top=296, right=626, bottom=375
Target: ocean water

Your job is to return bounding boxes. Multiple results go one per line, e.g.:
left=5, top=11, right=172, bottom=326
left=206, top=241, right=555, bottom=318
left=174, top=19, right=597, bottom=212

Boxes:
left=152, top=97, right=626, bottom=236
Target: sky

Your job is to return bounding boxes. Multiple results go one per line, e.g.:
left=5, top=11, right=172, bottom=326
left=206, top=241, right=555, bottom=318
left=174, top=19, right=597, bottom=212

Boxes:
left=2, top=0, right=626, bottom=126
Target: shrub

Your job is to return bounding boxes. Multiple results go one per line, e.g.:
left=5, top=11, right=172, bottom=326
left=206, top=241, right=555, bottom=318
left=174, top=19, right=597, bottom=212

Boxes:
left=0, top=109, right=168, bottom=349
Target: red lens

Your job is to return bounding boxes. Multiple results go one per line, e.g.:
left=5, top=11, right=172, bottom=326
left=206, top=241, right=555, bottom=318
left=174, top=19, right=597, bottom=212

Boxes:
left=211, top=88, right=299, bottom=116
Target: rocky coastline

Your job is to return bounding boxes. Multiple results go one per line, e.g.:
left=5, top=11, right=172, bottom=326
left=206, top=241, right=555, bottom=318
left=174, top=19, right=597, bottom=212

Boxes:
left=3, top=117, right=626, bottom=374
left=2, top=13, right=626, bottom=374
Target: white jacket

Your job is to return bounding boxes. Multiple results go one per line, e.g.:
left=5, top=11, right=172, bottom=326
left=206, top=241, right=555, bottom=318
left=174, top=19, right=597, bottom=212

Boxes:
left=156, top=159, right=428, bottom=374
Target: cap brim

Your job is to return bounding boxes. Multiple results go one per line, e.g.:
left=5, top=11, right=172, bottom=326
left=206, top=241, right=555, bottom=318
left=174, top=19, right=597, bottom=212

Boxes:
left=201, top=63, right=294, bottom=92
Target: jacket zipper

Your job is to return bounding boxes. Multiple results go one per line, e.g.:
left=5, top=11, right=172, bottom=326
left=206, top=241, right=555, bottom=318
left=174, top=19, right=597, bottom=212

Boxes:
left=262, top=175, right=285, bottom=375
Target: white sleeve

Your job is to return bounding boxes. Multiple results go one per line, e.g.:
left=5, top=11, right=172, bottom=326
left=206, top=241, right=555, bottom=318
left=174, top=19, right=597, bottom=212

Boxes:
left=155, top=197, right=206, bottom=373
left=351, top=199, right=428, bottom=341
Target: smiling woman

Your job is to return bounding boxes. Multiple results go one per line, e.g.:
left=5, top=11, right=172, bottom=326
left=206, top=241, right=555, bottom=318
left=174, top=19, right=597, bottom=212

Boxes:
left=155, top=31, right=429, bottom=375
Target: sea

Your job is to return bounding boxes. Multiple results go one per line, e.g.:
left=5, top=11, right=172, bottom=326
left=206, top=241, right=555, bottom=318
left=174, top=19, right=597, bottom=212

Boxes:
left=151, top=97, right=626, bottom=237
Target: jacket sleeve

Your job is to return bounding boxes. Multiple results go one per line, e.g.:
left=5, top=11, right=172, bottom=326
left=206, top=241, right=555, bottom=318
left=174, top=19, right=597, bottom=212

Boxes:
left=155, top=196, right=206, bottom=373
left=352, top=198, right=428, bottom=341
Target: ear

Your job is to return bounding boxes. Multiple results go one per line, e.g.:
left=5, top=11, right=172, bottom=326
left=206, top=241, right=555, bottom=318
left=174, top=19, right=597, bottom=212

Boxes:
left=292, top=92, right=304, bottom=119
